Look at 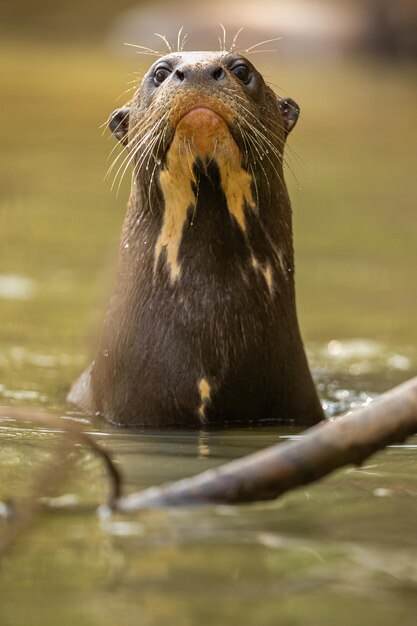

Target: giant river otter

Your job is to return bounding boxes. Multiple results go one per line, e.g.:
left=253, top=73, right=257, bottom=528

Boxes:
left=68, top=50, right=324, bottom=428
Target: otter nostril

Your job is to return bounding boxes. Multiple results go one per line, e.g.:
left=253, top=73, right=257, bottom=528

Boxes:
left=212, top=67, right=225, bottom=81
left=175, top=69, right=185, bottom=81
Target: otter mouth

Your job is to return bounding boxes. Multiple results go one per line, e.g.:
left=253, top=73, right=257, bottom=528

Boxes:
left=177, top=104, right=226, bottom=125
left=169, top=98, right=239, bottom=161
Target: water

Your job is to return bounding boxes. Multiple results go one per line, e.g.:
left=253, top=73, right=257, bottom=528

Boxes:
left=1, top=42, right=416, bottom=625
left=0, top=341, right=416, bottom=626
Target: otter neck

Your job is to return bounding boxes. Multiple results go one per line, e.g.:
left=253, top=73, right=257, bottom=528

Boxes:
left=125, top=138, right=294, bottom=296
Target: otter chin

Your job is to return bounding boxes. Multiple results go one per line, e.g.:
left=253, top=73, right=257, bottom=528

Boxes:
left=68, top=50, right=324, bottom=428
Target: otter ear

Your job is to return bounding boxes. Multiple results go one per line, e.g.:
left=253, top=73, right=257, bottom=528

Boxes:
left=278, top=98, right=300, bottom=134
left=108, top=107, right=130, bottom=145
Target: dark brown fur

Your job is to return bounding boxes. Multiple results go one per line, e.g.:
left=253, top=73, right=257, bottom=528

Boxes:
left=68, top=51, right=324, bottom=428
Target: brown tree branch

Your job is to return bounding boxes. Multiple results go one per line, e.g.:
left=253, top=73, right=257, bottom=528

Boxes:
left=114, top=376, right=417, bottom=512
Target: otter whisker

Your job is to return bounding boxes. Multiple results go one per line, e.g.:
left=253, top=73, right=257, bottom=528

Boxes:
left=219, top=23, right=227, bottom=52
left=235, top=116, right=254, bottom=160
left=239, top=37, right=282, bottom=54
left=115, top=81, right=141, bottom=103
left=128, top=111, right=168, bottom=149
left=223, top=88, right=288, bottom=148
left=104, top=110, right=149, bottom=156
left=230, top=27, right=244, bottom=53
left=177, top=27, right=183, bottom=53
left=142, top=120, right=166, bottom=175
left=205, top=138, right=219, bottom=170
left=192, top=170, right=201, bottom=226
left=154, top=33, right=173, bottom=53
left=105, top=134, right=128, bottom=167
left=113, top=143, right=141, bottom=193
left=105, top=117, right=150, bottom=181
left=249, top=163, right=260, bottom=209
left=109, top=115, right=165, bottom=189
left=223, top=87, right=287, bottom=137
left=183, top=137, right=196, bottom=178
left=237, top=111, right=282, bottom=163
left=105, top=142, right=134, bottom=182
left=124, top=42, right=162, bottom=57
left=176, top=27, right=189, bottom=53
left=236, top=118, right=262, bottom=206
left=145, top=120, right=171, bottom=214
left=142, top=137, right=160, bottom=177
left=148, top=164, right=158, bottom=213
left=183, top=138, right=199, bottom=226
left=147, top=156, right=160, bottom=215
left=230, top=99, right=288, bottom=166
left=242, top=119, right=297, bottom=186
left=244, top=133, right=271, bottom=199
left=234, top=104, right=290, bottom=185
left=241, top=49, right=279, bottom=56
left=180, top=33, right=188, bottom=52
left=250, top=133, right=287, bottom=200
left=118, top=138, right=152, bottom=194
left=131, top=116, right=169, bottom=179
left=237, top=118, right=284, bottom=198
left=130, top=126, right=163, bottom=179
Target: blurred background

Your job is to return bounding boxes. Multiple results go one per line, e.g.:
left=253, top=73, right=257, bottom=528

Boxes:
left=0, top=0, right=416, bottom=404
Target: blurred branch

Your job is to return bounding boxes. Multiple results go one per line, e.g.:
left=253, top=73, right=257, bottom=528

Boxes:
left=114, top=376, right=417, bottom=512
left=0, top=405, right=122, bottom=506
left=0, top=428, right=72, bottom=556
left=0, top=405, right=122, bottom=555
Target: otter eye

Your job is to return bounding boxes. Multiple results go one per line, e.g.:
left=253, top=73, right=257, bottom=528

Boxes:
left=154, top=66, right=171, bottom=85
left=232, top=64, right=251, bottom=85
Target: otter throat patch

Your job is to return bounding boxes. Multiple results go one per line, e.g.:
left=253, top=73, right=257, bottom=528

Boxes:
left=217, top=152, right=255, bottom=231
left=154, top=137, right=196, bottom=282
left=154, top=120, right=256, bottom=283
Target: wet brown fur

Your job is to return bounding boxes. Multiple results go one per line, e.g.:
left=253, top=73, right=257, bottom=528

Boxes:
left=68, top=51, right=324, bottom=428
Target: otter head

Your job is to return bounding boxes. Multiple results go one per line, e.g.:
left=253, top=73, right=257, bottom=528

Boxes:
left=108, top=52, right=299, bottom=179
left=108, top=52, right=300, bottom=283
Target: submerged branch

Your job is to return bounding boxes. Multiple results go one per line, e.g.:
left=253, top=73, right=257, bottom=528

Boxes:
left=114, top=376, right=417, bottom=512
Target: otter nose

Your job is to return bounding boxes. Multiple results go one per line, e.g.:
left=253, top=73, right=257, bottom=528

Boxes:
left=210, top=66, right=226, bottom=81
left=174, top=65, right=226, bottom=83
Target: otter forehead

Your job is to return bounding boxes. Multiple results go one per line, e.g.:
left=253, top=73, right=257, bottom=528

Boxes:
left=150, top=50, right=253, bottom=68
left=158, top=51, right=228, bottom=65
